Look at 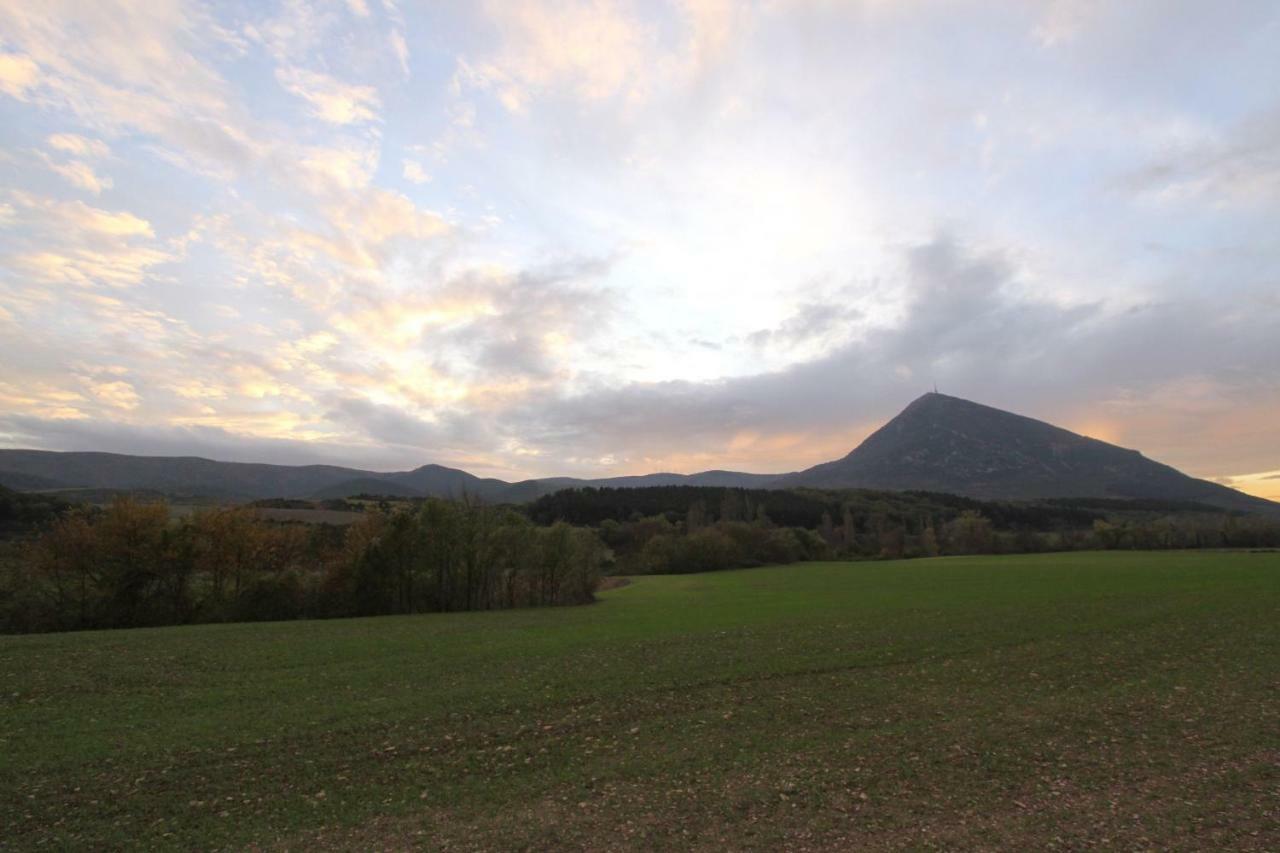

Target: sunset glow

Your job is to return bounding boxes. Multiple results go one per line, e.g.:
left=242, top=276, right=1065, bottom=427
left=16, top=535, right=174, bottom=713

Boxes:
left=0, top=1, right=1276, bottom=485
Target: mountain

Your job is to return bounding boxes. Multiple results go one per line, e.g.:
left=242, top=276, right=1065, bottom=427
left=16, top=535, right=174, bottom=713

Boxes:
left=382, top=464, right=515, bottom=502
left=0, top=451, right=374, bottom=499
left=780, top=393, right=1274, bottom=513
left=1, top=393, right=1273, bottom=512
left=0, top=450, right=775, bottom=502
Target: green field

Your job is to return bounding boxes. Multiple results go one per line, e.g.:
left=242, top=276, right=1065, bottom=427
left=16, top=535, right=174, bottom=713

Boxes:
left=3, top=552, right=1278, bottom=850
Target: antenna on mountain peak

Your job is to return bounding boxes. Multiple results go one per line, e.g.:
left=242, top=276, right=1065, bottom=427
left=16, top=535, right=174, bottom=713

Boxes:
left=932, top=382, right=938, bottom=394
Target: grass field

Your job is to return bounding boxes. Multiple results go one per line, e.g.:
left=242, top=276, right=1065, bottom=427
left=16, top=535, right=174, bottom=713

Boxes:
left=3, top=551, right=1278, bottom=850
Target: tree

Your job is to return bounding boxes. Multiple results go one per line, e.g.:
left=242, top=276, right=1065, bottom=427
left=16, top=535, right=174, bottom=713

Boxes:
left=920, top=525, right=940, bottom=557
left=945, top=511, right=994, bottom=555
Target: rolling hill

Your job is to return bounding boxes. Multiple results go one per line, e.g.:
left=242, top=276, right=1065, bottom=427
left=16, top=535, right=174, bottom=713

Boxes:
left=0, top=451, right=781, bottom=502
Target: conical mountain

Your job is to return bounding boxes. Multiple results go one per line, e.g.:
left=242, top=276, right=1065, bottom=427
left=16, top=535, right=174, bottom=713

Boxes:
left=781, top=393, right=1275, bottom=512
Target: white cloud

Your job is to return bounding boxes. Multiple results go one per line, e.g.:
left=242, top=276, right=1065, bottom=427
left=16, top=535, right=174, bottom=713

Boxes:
left=298, top=141, right=380, bottom=191
left=47, top=133, right=109, bottom=159
left=0, top=0, right=261, bottom=176
left=465, top=0, right=655, bottom=111
left=12, top=194, right=153, bottom=237
left=0, top=53, right=40, bottom=98
left=44, top=158, right=113, bottom=194
left=401, top=158, right=430, bottom=183
left=274, top=66, right=380, bottom=125
left=390, top=30, right=410, bottom=76
left=1, top=193, right=168, bottom=288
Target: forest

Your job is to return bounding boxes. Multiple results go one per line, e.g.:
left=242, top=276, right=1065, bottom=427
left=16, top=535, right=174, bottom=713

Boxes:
left=2, top=483, right=1278, bottom=634
left=0, top=489, right=602, bottom=633
left=530, top=485, right=1280, bottom=567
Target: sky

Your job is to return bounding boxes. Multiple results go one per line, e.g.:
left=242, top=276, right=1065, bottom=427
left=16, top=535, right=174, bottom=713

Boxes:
left=0, top=0, right=1278, bottom=499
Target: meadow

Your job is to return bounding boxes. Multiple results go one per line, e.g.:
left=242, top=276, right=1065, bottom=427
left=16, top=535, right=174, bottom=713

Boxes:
left=2, top=551, right=1277, bottom=850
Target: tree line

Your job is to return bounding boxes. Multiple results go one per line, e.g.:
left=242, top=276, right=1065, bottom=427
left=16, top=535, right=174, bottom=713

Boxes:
left=532, top=486, right=1280, bottom=565
left=4, top=482, right=1279, bottom=634
left=0, top=497, right=603, bottom=634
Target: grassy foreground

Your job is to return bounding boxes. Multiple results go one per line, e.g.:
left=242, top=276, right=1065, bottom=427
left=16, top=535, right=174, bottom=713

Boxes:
left=2, top=552, right=1278, bottom=850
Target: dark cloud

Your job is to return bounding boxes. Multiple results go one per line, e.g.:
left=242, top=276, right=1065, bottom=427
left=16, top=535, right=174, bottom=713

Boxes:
left=434, top=256, right=616, bottom=380
left=748, top=298, right=863, bottom=351
left=512, top=234, right=1280, bottom=472
left=323, top=396, right=491, bottom=454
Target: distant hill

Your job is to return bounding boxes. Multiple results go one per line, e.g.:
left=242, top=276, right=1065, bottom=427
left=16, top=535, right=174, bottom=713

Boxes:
left=780, top=393, right=1275, bottom=513
left=0, top=451, right=778, bottom=503
left=0, top=470, right=69, bottom=491
left=0, top=451, right=387, bottom=501
left=382, top=464, right=515, bottom=501
left=1, top=393, right=1274, bottom=513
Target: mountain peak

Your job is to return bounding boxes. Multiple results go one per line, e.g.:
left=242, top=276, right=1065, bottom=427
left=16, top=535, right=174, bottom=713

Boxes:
left=784, top=394, right=1274, bottom=512
left=901, top=391, right=1014, bottom=415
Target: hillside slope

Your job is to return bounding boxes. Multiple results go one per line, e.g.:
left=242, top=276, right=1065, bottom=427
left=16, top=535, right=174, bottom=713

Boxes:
left=782, top=393, right=1273, bottom=512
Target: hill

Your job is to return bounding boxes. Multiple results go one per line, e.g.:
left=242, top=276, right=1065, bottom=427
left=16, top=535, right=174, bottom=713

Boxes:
left=0, top=450, right=775, bottom=502
left=0, top=469, right=68, bottom=491
left=781, top=393, right=1274, bottom=512
left=1, top=394, right=1273, bottom=512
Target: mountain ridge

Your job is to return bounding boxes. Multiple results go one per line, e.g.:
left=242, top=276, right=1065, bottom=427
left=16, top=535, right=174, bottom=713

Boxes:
left=1, top=394, right=1274, bottom=512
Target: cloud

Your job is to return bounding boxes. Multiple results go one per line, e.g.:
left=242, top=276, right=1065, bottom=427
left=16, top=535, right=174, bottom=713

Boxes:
left=1, top=0, right=1277, bottom=488
left=325, top=396, right=473, bottom=451
left=86, top=379, right=141, bottom=410
left=0, top=0, right=252, bottom=178
left=41, top=133, right=114, bottom=193
left=10, top=194, right=153, bottom=237
left=1032, top=0, right=1102, bottom=47
left=0, top=52, right=39, bottom=98
left=275, top=66, right=380, bottom=125
left=433, top=256, right=618, bottom=384
left=462, top=0, right=655, bottom=112
left=309, top=187, right=450, bottom=269
left=43, top=157, right=113, bottom=194
left=0, top=413, right=366, bottom=468
left=47, top=133, right=109, bottom=158
left=1, top=193, right=170, bottom=287
left=390, top=31, right=410, bottom=76
left=1120, top=108, right=1280, bottom=207
left=507, top=234, right=1278, bottom=474
left=291, top=144, right=379, bottom=196
left=402, top=158, right=430, bottom=183
left=747, top=293, right=863, bottom=353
